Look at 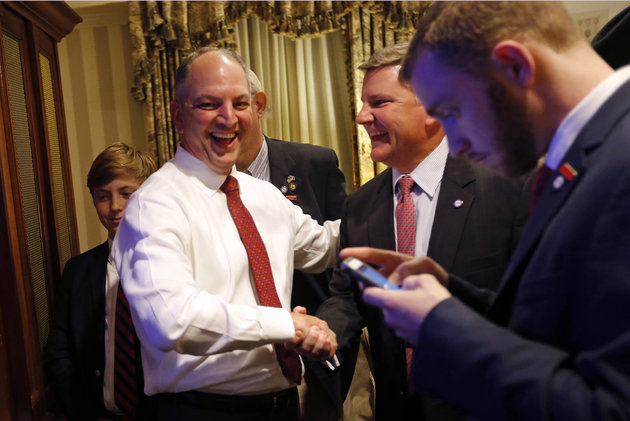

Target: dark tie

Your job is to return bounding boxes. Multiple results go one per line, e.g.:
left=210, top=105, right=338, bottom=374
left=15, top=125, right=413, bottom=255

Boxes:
left=114, top=286, right=141, bottom=421
left=395, top=176, right=416, bottom=389
left=221, top=175, right=302, bottom=385
left=530, top=164, right=553, bottom=213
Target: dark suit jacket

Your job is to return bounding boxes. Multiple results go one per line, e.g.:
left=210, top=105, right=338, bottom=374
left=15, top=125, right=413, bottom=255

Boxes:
left=265, top=136, right=348, bottom=413
left=412, top=80, right=630, bottom=421
left=44, top=242, right=109, bottom=420
left=316, top=155, right=530, bottom=420
left=266, top=136, right=347, bottom=314
left=45, top=242, right=151, bottom=420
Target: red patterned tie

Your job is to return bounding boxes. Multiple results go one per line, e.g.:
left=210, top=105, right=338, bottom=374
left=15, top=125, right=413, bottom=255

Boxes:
left=395, top=175, right=416, bottom=392
left=221, top=175, right=302, bottom=385
left=114, top=286, right=140, bottom=420
left=396, top=176, right=416, bottom=257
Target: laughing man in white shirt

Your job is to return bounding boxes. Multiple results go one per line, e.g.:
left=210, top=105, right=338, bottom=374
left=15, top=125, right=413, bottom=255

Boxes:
left=112, top=47, right=339, bottom=421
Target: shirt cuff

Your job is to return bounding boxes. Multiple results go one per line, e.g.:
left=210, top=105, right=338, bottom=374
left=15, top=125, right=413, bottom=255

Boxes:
left=259, top=307, right=295, bottom=341
left=320, top=354, right=340, bottom=371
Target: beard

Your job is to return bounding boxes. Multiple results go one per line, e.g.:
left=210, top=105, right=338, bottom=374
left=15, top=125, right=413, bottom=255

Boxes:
left=487, top=79, right=540, bottom=178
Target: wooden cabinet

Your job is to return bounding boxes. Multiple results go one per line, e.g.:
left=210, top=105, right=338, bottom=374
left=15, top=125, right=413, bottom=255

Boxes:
left=0, top=2, right=80, bottom=419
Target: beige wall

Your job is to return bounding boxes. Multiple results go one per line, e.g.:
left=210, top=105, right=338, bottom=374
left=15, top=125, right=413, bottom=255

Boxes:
left=59, top=1, right=146, bottom=252
left=564, top=1, right=629, bottom=41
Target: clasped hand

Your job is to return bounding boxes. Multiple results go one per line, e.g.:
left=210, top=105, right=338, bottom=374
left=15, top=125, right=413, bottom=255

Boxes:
left=286, top=307, right=337, bottom=361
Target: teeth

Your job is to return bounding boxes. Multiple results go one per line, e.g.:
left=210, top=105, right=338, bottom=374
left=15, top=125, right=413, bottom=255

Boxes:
left=369, top=131, right=387, bottom=137
left=212, top=132, right=236, bottom=139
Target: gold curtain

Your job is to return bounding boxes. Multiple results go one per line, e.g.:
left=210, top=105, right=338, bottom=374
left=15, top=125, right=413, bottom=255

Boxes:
left=346, top=2, right=430, bottom=185
left=128, top=1, right=430, bottom=184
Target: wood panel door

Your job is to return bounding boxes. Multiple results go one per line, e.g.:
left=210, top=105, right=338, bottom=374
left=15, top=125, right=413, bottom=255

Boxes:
left=0, top=2, right=81, bottom=420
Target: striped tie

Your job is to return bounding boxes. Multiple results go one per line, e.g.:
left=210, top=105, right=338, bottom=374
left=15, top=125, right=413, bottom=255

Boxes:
left=221, top=175, right=302, bottom=384
left=114, top=285, right=141, bottom=420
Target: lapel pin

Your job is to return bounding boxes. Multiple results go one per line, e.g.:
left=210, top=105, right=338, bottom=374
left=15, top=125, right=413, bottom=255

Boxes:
left=453, top=199, right=464, bottom=208
left=559, top=162, right=578, bottom=181
left=289, top=183, right=297, bottom=191
left=280, top=186, right=288, bottom=193
left=286, top=195, right=297, bottom=201
left=287, top=175, right=295, bottom=183
left=553, top=175, right=564, bottom=190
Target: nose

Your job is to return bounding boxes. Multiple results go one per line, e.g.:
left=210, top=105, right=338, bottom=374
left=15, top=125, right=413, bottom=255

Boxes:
left=217, top=102, right=237, bottom=126
left=356, top=103, right=373, bottom=125
left=110, top=194, right=124, bottom=212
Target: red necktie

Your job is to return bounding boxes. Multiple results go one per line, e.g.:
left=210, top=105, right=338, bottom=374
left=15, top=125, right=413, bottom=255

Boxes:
left=395, top=176, right=416, bottom=391
left=114, top=285, right=141, bottom=420
left=221, top=175, right=302, bottom=385
left=530, top=164, right=553, bottom=213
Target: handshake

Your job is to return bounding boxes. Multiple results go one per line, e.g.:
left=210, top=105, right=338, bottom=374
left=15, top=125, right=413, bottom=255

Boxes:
left=285, top=306, right=338, bottom=362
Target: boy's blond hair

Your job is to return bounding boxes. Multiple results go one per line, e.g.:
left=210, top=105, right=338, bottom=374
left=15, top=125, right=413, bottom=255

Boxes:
left=87, top=142, right=156, bottom=195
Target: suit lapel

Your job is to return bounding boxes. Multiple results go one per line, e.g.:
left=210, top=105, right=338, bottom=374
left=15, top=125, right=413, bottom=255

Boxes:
left=266, top=137, right=297, bottom=191
left=427, top=156, right=475, bottom=271
left=369, top=169, right=396, bottom=250
left=89, top=241, right=110, bottom=360
left=495, top=78, right=630, bottom=305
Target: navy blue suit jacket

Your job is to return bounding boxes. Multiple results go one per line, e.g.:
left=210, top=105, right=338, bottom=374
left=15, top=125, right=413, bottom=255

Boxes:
left=316, top=155, right=530, bottom=420
left=412, top=79, right=630, bottom=420
left=45, top=242, right=151, bottom=420
left=45, top=242, right=110, bottom=420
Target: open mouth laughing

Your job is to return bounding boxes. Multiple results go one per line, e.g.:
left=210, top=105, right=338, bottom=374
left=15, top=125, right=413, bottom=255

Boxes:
left=211, top=132, right=237, bottom=146
left=368, top=131, right=389, bottom=142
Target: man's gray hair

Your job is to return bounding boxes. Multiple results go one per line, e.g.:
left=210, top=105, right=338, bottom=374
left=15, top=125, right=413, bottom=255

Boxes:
left=248, top=68, right=272, bottom=114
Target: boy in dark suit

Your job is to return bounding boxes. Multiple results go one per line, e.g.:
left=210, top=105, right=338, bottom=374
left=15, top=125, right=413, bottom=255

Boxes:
left=45, top=142, right=156, bottom=420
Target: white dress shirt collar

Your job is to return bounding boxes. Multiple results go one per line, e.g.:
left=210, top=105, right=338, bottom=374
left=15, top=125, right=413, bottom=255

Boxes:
left=392, top=136, right=449, bottom=197
left=246, top=136, right=271, bottom=182
left=545, top=65, right=630, bottom=170
left=173, top=145, right=234, bottom=191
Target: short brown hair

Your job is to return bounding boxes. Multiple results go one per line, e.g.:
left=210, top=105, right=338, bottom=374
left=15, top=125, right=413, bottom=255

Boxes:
left=174, top=47, right=251, bottom=101
left=359, top=43, right=409, bottom=71
left=87, top=142, right=156, bottom=195
left=401, top=1, right=582, bottom=82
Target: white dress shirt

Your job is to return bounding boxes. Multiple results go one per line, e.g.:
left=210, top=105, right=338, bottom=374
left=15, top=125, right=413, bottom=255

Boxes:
left=102, top=239, right=120, bottom=413
left=392, top=137, right=449, bottom=257
left=111, top=147, right=339, bottom=396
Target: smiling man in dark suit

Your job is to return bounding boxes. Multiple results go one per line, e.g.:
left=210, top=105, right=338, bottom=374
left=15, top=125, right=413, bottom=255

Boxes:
left=235, top=70, right=347, bottom=421
left=44, top=143, right=156, bottom=420
left=314, top=43, right=530, bottom=421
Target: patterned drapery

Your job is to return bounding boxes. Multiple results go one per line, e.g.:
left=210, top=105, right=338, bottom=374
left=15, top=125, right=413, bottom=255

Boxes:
left=129, top=1, right=430, bottom=185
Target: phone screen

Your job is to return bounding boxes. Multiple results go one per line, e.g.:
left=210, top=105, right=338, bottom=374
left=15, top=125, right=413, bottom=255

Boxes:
left=341, top=257, right=401, bottom=290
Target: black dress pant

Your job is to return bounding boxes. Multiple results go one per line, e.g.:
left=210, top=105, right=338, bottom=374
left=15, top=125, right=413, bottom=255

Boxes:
left=155, top=387, right=300, bottom=421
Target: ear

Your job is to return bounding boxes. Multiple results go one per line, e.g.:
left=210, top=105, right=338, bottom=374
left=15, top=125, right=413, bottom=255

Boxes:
left=253, top=91, right=267, bottom=118
left=424, top=115, right=443, bottom=138
left=170, top=100, right=185, bottom=133
left=491, top=40, right=533, bottom=88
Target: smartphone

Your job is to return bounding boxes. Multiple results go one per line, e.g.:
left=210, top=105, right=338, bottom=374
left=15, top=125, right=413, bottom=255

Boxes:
left=341, top=257, right=401, bottom=290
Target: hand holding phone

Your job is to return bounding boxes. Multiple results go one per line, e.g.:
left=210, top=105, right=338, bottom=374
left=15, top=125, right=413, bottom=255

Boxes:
left=341, top=257, right=401, bottom=290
